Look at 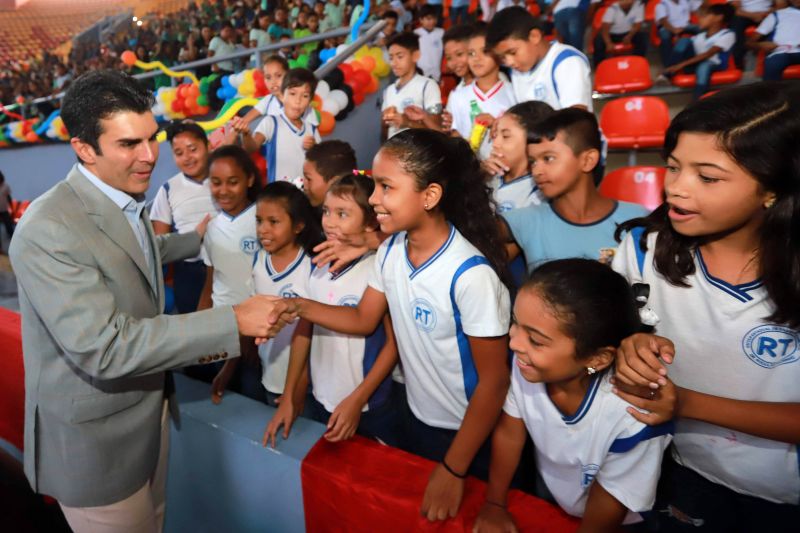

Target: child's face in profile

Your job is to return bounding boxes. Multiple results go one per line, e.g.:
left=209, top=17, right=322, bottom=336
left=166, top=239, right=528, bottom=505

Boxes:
left=263, top=61, right=287, bottom=96
left=420, top=14, right=437, bottom=31
left=302, top=160, right=330, bottom=207
left=492, top=114, right=528, bottom=172
left=388, top=44, right=417, bottom=78
left=282, top=82, right=313, bottom=121
left=509, top=288, right=583, bottom=384
left=528, top=132, right=586, bottom=199
left=467, top=35, right=498, bottom=79
left=322, top=192, right=368, bottom=242
left=444, top=39, right=470, bottom=79
left=493, top=32, right=542, bottom=72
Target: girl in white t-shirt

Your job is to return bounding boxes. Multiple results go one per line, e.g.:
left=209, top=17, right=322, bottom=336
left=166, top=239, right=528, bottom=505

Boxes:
left=196, top=146, right=263, bottom=401
left=475, top=259, right=672, bottom=532
left=280, top=129, right=512, bottom=522
left=612, top=83, right=800, bottom=530
left=213, top=181, right=322, bottom=406
left=264, top=174, right=400, bottom=446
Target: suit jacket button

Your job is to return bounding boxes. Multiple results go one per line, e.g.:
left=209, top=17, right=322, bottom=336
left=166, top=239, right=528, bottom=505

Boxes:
left=212, top=354, right=220, bottom=361
left=221, top=352, right=228, bottom=359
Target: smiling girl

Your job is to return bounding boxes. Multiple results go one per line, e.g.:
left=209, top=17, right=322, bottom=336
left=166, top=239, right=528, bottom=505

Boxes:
left=612, top=82, right=800, bottom=531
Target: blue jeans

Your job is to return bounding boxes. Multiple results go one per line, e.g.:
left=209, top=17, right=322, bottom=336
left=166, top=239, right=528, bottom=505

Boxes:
left=669, top=38, right=726, bottom=100
left=730, top=16, right=755, bottom=69
left=449, top=5, right=470, bottom=25
left=763, top=52, right=800, bottom=81
left=554, top=8, right=585, bottom=51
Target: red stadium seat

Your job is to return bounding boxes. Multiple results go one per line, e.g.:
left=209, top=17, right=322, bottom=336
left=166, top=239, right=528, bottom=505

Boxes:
left=594, top=55, right=653, bottom=93
left=600, top=166, right=665, bottom=211
left=783, top=64, right=800, bottom=79
left=672, top=57, right=743, bottom=89
left=588, top=6, right=633, bottom=54
left=599, top=96, right=670, bottom=150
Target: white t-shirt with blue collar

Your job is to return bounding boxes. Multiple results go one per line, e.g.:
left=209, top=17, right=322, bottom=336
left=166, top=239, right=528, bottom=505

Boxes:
left=368, top=225, right=511, bottom=429
left=504, top=367, right=672, bottom=523
left=613, top=230, right=800, bottom=504
left=203, top=203, right=260, bottom=307
left=489, top=173, right=543, bottom=214
left=254, top=110, right=320, bottom=184
left=252, top=247, right=312, bottom=394
left=510, top=41, right=593, bottom=111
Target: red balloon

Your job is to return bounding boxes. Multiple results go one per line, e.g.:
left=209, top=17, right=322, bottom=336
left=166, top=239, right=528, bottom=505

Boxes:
left=171, top=99, right=184, bottom=112
left=121, top=50, right=137, bottom=66
left=353, top=70, right=371, bottom=89
left=338, top=63, right=354, bottom=77
left=352, top=90, right=365, bottom=106
left=344, top=80, right=360, bottom=94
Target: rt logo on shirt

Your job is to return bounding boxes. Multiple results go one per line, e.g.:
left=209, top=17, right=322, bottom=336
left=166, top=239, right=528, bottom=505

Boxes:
left=278, top=283, right=299, bottom=299
left=338, top=295, right=360, bottom=307
left=741, top=325, right=800, bottom=369
left=240, top=236, right=261, bottom=254
left=580, top=463, right=599, bottom=488
left=411, top=298, right=437, bottom=332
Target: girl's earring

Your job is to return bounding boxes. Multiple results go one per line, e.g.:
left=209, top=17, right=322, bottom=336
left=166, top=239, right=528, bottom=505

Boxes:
left=424, top=203, right=429, bottom=210
left=764, top=197, right=776, bottom=209
left=586, top=367, right=597, bottom=375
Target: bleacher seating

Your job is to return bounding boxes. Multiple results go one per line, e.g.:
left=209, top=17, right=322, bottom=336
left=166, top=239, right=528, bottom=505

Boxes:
left=595, top=55, right=653, bottom=94
left=672, top=57, right=743, bottom=90
left=599, top=165, right=665, bottom=210
left=600, top=96, right=670, bottom=150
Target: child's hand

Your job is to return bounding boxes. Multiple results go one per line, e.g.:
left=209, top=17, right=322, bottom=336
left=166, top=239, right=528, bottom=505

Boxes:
left=473, top=502, right=518, bottom=533
left=441, top=110, right=454, bottom=131
left=615, top=333, right=675, bottom=389
left=482, top=150, right=510, bottom=176
left=312, top=239, right=370, bottom=273
left=324, top=394, right=363, bottom=442
left=195, top=213, right=211, bottom=239
left=382, top=106, right=404, bottom=128
left=263, top=397, right=298, bottom=448
left=421, top=463, right=465, bottom=521
left=663, top=65, right=680, bottom=75
left=403, top=104, right=426, bottom=122
left=475, top=113, right=495, bottom=128
left=229, top=115, right=251, bottom=135
left=612, top=375, right=678, bottom=426
left=211, top=360, right=236, bottom=404
left=302, top=135, right=316, bottom=150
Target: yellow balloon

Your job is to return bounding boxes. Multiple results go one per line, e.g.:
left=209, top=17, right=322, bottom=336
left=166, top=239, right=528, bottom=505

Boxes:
left=156, top=97, right=260, bottom=143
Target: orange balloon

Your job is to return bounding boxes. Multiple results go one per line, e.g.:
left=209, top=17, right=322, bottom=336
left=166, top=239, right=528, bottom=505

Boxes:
left=312, top=94, right=322, bottom=108
left=360, top=55, right=376, bottom=71
left=365, top=74, right=379, bottom=94
left=349, top=59, right=365, bottom=72
left=121, top=50, right=137, bottom=66
left=318, top=111, right=335, bottom=136
left=25, top=131, right=39, bottom=143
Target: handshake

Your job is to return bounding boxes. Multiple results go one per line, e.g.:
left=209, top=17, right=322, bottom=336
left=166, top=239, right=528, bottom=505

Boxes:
left=233, top=295, right=301, bottom=341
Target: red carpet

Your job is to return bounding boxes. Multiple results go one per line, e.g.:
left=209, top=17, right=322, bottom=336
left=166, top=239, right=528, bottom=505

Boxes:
left=0, top=307, right=23, bottom=453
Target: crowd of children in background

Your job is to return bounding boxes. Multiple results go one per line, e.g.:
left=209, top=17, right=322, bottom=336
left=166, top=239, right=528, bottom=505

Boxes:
left=135, top=1, right=800, bottom=532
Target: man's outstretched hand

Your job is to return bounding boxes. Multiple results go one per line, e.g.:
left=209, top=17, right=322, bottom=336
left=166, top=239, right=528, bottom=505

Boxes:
left=233, top=295, right=298, bottom=339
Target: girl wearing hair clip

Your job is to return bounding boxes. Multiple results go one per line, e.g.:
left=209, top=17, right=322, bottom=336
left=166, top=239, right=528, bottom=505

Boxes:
left=612, top=83, right=800, bottom=531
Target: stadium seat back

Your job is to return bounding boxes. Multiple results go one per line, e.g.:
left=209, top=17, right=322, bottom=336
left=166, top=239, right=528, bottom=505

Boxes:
left=594, top=55, right=653, bottom=93
left=600, top=166, right=665, bottom=211
left=599, top=96, right=670, bottom=149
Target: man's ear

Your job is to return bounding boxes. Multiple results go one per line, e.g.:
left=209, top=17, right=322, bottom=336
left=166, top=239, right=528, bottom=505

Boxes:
left=70, top=137, right=97, bottom=166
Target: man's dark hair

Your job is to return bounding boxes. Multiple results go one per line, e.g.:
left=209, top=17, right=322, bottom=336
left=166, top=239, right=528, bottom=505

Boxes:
left=707, top=3, right=735, bottom=25
left=382, top=9, right=399, bottom=21
left=387, top=32, right=420, bottom=53
left=61, top=70, right=155, bottom=156
left=281, top=67, right=318, bottom=94
left=419, top=4, right=438, bottom=19
left=486, top=6, right=541, bottom=49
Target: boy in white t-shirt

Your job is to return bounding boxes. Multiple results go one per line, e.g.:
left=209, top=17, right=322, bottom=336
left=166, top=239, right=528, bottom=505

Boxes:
left=664, top=3, right=737, bottom=100
left=448, top=25, right=516, bottom=159
left=749, top=0, right=800, bottom=80
left=229, top=68, right=320, bottom=184
left=381, top=32, right=443, bottom=139
left=441, top=24, right=476, bottom=133
left=414, top=5, right=446, bottom=81
left=593, top=0, right=648, bottom=66
left=655, top=0, right=701, bottom=66
left=486, top=6, right=593, bottom=111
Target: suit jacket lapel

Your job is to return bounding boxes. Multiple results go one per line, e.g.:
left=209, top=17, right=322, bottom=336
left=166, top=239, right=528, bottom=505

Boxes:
left=66, top=166, right=158, bottom=298
left=142, top=209, right=163, bottom=307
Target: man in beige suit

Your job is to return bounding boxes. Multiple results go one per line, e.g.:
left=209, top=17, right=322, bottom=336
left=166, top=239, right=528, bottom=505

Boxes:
left=9, top=70, right=292, bottom=533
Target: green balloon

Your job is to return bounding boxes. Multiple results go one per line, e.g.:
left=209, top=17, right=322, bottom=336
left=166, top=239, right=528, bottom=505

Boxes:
left=197, top=94, right=209, bottom=107
left=296, top=54, right=309, bottom=68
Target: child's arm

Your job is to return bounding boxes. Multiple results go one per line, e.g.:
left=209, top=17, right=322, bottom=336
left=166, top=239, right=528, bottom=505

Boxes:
left=663, top=46, right=723, bottom=74
left=578, top=482, right=630, bottom=533
left=601, top=23, right=614, bottom=48
left=422, top=334, right=510, bottom=521
left=286, top=286, right=388, bottom=336
left=497, top=216, right=522, bottom=263
left=623, top=22, right=643, bottom=45
left=325, top=313, right=399, bottom=442
left=402, top=105, right=443, bottom=131
left=196, top=266, right=214, bottom=311
left=211, top=357, right=240, bottom=403
left=615, top=333, right=800, bottom=442
left=264, top=318, right=313, bottom=447
left=240, top=107, right=264, bottom=125
left=227, top=115, right=266, bottom=152
left=473, top=412, right=527, bottom=533
left=311, top=230, right=389, bottom=271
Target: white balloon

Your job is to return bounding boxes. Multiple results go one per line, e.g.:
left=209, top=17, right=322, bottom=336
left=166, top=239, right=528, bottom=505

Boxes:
left=230, top=72, right=243, bottom=88
left=315, top=80, right=330, bottom=99
left=322, top=96, right=341, bottom=115
left=329, top=89, right=348, bottom=110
